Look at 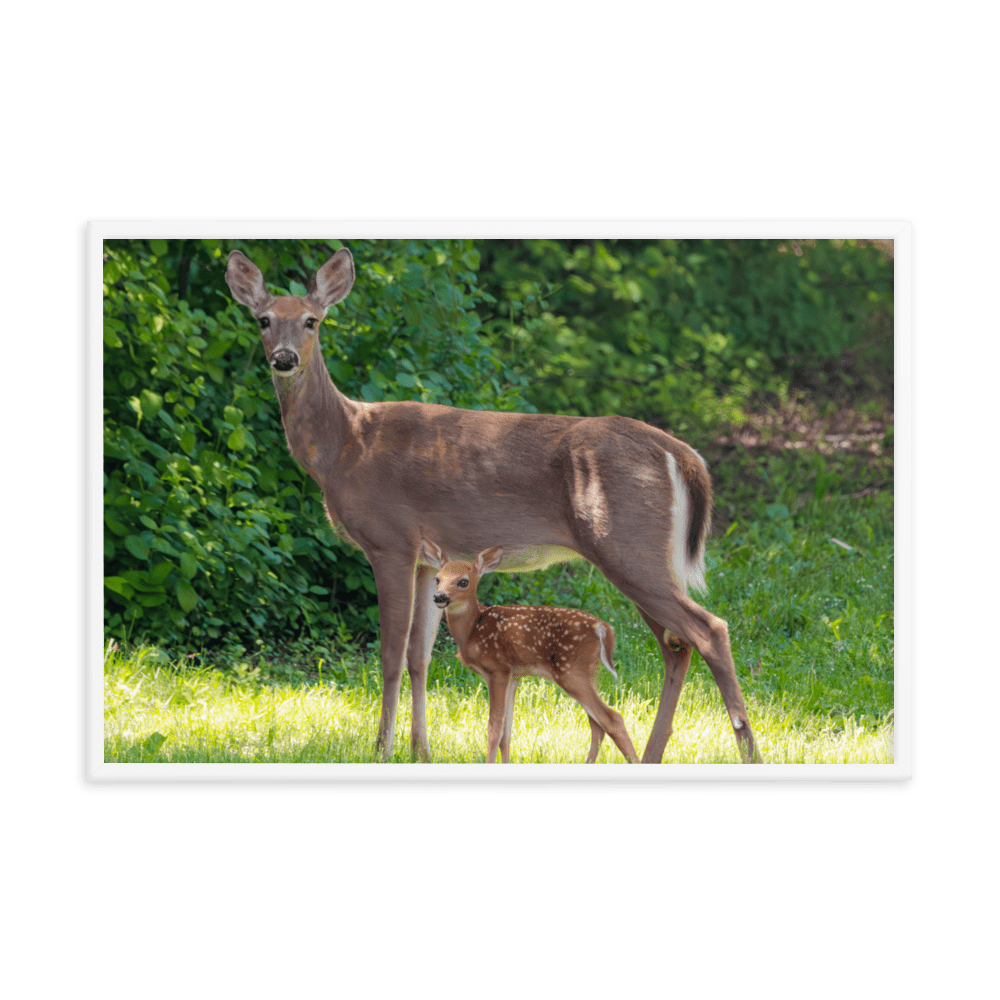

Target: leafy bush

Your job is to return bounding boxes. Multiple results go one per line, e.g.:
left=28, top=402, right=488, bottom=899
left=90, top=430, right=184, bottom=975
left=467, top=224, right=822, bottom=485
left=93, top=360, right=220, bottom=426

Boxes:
left=104, top=237, right=892, bottom=657
left=103, top=238, right=532, bottom=652
left=477, top=238, right=892, bottom=437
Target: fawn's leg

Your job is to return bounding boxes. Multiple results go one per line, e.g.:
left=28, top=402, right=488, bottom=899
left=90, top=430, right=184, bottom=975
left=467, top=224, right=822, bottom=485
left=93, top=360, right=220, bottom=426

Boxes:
left=585, top=716, right=606, bottom=763
left=499, top=675, right=520, bottom=764
left=485, top=672, right=512, bottom=764
left=560, top=674, right=640, bottom=764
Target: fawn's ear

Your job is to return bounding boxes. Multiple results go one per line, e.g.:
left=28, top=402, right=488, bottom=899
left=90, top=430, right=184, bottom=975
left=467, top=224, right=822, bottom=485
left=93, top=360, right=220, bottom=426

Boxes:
left=421, top=539, right=447, bottom=569
left=474, top=546, right=504, bottom=576
left=226, top=251, right=272, bottom=312
left=308, top=248, right=355, bottom=310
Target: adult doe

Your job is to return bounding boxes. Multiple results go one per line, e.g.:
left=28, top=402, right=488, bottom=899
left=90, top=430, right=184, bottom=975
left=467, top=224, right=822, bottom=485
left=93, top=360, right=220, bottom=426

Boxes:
left=225, top=246, right=759, bottom=763
left=422, top=542, right=640, bottom=763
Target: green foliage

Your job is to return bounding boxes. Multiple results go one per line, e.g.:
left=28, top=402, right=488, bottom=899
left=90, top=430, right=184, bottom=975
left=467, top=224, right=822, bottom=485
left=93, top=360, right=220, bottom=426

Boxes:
left=477, top=238, right=892, bottom=437
left=104, top=236, right=891, bottom=659
left=103, top=238, right=532, bottom=651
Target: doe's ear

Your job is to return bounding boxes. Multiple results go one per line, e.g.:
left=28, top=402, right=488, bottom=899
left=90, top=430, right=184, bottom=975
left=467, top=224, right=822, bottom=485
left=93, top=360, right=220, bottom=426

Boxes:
left=474, top=546, right=504, bottom=577
left=226, top=251, right=272, bottom=312
left=421, top=539, right=447, bottom=570
left=308, top=248, right=355, bottom=310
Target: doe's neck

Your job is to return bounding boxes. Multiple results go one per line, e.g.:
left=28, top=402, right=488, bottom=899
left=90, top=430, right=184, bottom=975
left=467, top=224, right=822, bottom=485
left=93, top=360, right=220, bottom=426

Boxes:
left=271, top=347, right=357, bottom=472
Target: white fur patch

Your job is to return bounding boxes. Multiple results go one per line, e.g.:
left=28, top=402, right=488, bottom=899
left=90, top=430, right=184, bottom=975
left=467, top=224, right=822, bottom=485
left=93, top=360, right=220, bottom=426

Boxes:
left=664, top=451, right=691, bottom=592
left=663, top=450, right=707, bottom=594
left=595, top=623, right=617, bottom=679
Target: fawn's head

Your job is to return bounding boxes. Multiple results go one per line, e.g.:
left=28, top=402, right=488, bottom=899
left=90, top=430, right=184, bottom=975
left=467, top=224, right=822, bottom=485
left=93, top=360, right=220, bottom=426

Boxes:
left=225, top=248, right=355, bottom=376
left=422, top=541, right=504, bottom=612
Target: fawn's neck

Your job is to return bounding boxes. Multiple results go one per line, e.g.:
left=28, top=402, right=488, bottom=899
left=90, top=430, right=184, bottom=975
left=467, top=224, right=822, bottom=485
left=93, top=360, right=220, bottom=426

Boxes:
left=444, top=598, right=489, bottom=650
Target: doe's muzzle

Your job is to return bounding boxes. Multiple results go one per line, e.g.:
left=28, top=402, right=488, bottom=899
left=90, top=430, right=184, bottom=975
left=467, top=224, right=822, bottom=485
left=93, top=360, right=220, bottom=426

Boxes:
left=270, top=349, right=299, bottom=372
left=433, top=592, right=450, bottom=608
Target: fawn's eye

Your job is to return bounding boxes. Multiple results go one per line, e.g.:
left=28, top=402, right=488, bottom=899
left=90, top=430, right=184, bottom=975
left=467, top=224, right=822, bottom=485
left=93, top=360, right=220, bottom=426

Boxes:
left=305, top=318, right=316, bottom=329
left=458, top=579, right=468, bottom=588
left=258, top=316, right=270, bottom=329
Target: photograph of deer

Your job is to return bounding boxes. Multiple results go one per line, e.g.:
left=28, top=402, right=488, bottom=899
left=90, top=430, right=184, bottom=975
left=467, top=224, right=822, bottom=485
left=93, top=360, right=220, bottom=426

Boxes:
left=422, top=542, right=640, bottom=763
left=225, top=246, right=759, bottom=764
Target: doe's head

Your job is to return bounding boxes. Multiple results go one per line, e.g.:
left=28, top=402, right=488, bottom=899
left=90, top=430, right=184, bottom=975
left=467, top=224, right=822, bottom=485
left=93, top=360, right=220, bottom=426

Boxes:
left=225, top=248, right=355, bottom=376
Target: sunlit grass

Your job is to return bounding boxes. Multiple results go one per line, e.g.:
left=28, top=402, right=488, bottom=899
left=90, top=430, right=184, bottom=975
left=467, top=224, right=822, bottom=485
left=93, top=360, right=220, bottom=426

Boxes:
left=104, top=490, right=894, bottom=766
left=104, top=647, right=892, bottom=765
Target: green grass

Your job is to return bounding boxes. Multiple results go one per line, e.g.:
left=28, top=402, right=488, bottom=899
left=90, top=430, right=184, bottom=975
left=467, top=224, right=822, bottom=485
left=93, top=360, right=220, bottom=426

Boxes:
left=104, top=489, right=894, bottom=765
left=104, top=655, right=891, bottom=764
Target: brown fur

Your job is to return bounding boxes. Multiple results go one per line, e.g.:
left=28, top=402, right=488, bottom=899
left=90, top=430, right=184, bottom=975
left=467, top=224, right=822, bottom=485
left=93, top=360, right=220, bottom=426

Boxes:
left=423, top=543, right=639, bottom=763
left=225, top=248, right=759, bottom=763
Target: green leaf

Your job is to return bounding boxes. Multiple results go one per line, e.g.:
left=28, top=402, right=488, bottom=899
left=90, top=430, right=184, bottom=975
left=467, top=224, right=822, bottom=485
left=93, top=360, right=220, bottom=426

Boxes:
left=122, top=570, right=165, bottom=593
left=224, top=405, right=244, bottom=426
left=124, top=535, right=151, bottom=560
left=104, top=514, right=131, bottom=537
left=104, top=576, right=135, bottom=599
left=203, top=338, right=235, bottom=361
left=150, top=538, right=182, bottom=557
left=180, top=429, right=195, bottom=454
left=176, top=580, right=199, bottom=613
left=149, top=239, right=169, bottom=256
left=227, top=426, right=247, bottom=451
left=135, top=592, right=170, bottom=607
left=180, top=552, right=198, bottom=579
left=139, top=389, right=163, bottom=420
left=148, top=561, right=175, bottom=585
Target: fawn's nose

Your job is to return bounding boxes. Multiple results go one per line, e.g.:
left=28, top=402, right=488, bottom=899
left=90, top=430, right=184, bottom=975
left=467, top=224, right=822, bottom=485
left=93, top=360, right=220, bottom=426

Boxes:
left=433, top=591, right=450, bottom=608
left=270, top=348, right=299, bottom=372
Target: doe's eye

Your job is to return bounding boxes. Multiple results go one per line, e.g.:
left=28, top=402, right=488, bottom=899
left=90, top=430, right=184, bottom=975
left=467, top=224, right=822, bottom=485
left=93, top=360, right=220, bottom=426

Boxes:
left=458, top=579, right=469, bottom=588
left=305, top=318, right=316, bottom=329
left=258, top=317, right=270, bottom=329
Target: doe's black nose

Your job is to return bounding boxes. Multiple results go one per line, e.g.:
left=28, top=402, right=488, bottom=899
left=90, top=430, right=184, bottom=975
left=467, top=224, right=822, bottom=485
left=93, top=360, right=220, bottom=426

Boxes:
left=433, top=593, right=450, bottom=608
left=270, top=349, right=299, bottom=372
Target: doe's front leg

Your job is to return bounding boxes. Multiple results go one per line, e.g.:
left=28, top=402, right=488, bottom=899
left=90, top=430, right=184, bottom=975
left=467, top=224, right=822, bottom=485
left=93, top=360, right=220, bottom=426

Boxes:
left=369, top=552, right=418, bottom=761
